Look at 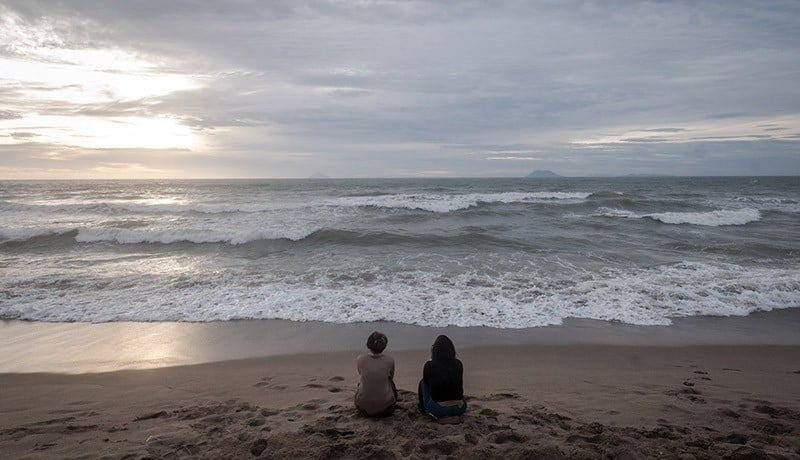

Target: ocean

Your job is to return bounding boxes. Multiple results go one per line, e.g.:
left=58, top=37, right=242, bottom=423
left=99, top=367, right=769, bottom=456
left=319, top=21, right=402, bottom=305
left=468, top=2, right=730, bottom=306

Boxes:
left=1, top=177, right=798, bottom=328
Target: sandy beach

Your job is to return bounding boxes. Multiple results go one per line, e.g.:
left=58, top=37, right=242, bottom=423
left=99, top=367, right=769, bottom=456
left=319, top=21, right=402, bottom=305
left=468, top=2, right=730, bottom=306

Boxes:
left=2, top=318, right=800, bottom=459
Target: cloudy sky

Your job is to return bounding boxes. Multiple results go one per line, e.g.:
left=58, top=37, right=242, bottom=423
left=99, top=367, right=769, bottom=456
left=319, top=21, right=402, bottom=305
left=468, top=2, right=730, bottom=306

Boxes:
left=1, top=0, right=799, bottom=178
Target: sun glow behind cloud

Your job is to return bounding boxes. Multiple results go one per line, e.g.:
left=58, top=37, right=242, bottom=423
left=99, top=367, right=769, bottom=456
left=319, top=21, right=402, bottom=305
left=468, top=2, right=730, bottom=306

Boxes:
left=2, top=56, right=200, bottom=103
left=0, top=115, right=197, bottom=150
left=0, top=11, right=202, bottom=152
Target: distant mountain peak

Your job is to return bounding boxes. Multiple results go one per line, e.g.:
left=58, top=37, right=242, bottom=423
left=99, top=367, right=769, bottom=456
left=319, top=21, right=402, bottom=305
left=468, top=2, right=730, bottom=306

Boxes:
left=526, top=170, right=561, bottom=178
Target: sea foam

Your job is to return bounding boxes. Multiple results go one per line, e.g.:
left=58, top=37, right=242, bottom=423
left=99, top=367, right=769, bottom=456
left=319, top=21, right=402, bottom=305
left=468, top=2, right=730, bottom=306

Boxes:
left=332, top=192, right=591, bottom=212
left=1, top=261, right=797, bottom=327
left=596, top=208, right=761, bottom=226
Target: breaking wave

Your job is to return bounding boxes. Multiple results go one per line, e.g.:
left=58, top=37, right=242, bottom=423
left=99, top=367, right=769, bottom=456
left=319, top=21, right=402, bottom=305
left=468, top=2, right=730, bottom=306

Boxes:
left=595, top=208, right=761, bottom=226
left=1, top=262, right=797, bottom=326
left=331, top=192, right=592, bottom=213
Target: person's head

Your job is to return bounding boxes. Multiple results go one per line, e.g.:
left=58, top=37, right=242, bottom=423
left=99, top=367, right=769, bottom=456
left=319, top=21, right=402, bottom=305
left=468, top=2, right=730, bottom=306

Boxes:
left=366, top=331, right=388, bottom=354
left=431, top=335, right=456, bottom=362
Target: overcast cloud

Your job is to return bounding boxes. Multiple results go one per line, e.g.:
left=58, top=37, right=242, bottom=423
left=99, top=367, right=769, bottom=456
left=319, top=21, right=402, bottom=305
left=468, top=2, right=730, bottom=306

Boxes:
left=1, top=0, right=799, bottom=178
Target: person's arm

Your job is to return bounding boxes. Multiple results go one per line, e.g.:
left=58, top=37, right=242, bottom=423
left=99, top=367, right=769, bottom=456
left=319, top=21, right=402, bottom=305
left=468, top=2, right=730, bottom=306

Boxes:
left=422, top=361, right=432, bottom=385
left=456, top=359, right=464, bottom=399
left=389, top=359, right=398, bottom=400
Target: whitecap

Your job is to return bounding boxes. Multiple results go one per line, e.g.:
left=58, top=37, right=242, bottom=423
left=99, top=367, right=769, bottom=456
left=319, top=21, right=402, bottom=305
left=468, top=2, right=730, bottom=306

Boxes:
left=74, top=225, right=319, bottom=245
left=595, top=207, right=761, bottom=226
left=331, top=192, right=591, bottom=213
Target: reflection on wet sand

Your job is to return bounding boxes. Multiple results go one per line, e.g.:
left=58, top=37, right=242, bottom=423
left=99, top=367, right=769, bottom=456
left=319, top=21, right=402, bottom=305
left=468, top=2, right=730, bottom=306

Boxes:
left=2, top=307, right=800, bottom=374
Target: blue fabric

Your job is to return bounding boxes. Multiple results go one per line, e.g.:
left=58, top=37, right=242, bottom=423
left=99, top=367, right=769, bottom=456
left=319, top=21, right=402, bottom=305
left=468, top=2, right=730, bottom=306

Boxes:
left=417, top=380, right=467, bottom=419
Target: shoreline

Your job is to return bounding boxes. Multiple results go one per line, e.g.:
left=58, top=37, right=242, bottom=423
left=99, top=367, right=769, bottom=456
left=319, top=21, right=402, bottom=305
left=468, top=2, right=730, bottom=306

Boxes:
left=2, top=308, right=800, bottom=374
left=2, top=344, right=798, bottom=458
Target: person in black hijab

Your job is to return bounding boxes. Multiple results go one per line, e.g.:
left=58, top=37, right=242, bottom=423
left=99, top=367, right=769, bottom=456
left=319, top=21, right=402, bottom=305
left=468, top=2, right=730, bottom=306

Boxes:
left=417, top=335, right=467, bottom=419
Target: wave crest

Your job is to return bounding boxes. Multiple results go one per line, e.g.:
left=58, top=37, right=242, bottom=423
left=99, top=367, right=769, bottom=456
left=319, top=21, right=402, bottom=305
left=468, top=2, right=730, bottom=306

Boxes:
left=332, top=192, right=591, bottom=212
left=595, top=208, right=761, bottom=226
left=74, top=226, right=319, bottom=245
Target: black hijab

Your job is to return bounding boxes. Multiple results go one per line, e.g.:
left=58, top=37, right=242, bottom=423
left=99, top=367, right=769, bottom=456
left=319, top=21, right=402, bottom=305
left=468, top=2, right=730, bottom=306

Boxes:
left=431, top=335, right=456, bottom=362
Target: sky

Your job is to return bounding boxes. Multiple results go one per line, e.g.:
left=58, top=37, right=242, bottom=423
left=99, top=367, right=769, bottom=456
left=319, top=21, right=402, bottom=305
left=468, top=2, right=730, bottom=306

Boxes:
left=1, top=0, right=799, bottom=179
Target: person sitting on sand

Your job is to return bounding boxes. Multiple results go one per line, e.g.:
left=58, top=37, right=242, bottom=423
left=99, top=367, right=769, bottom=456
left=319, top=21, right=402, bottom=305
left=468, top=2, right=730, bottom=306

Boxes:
left=355, top=331, right=398, bottom=417
left=418, top=335, right=467, bottom=420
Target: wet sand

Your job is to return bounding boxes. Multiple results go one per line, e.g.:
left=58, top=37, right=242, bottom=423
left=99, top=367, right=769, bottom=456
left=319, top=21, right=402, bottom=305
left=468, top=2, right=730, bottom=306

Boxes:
left=2, top=308, right=800, bottom=373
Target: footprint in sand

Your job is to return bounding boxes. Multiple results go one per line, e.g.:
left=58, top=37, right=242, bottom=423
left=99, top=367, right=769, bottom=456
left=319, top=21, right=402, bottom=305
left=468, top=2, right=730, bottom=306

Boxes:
left=717, top=432, right=749, bottom=445
left=685, top=438, right=712, bottom=449
left=753, top=404, right=796, bottom=418
left=248, top=418, right=266, bottom=427
left=299, top=400, right=326, bottom=410
left=418, top=440, right=460, bottom=455
left=250, top=439, right=268, bottom=457
left=133, top=411, right=169, bottom=421
left=479, top=392, right=521, bottom=402
left=254, top=378, right=286, bottom=390
left=489, top=430, right=528, bottom=444
left=236, top=402, right=256, bottom=413
left=32, top=443, right=57, bottom=451
left=664, top=386, right=705, bottom=404
left=67, top=400, right=92, bottom=406
left=32, top=417, right=76, bottom=425
left=719, top=409, right=741, bottom=419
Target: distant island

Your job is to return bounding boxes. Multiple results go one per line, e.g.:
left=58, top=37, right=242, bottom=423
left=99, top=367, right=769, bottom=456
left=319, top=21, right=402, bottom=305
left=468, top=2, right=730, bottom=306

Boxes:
left=526, top=170, right=562, bottom=178
left=309, top=172, right=331, bottom=179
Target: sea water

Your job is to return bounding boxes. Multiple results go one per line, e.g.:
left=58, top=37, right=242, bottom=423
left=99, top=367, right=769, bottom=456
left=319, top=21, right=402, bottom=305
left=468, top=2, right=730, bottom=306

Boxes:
left=1, top=177, right=798, bottom=327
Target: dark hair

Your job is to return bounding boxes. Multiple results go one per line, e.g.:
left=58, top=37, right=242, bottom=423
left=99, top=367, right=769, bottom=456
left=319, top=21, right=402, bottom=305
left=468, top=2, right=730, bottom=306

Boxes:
left=367, top=331, right=388, bottom=354
left=431, top=335, right=456, bottom=362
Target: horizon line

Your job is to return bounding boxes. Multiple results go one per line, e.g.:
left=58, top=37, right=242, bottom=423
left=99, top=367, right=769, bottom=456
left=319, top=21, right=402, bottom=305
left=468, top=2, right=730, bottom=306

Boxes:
left=1, top=174, right=798, bottom=181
